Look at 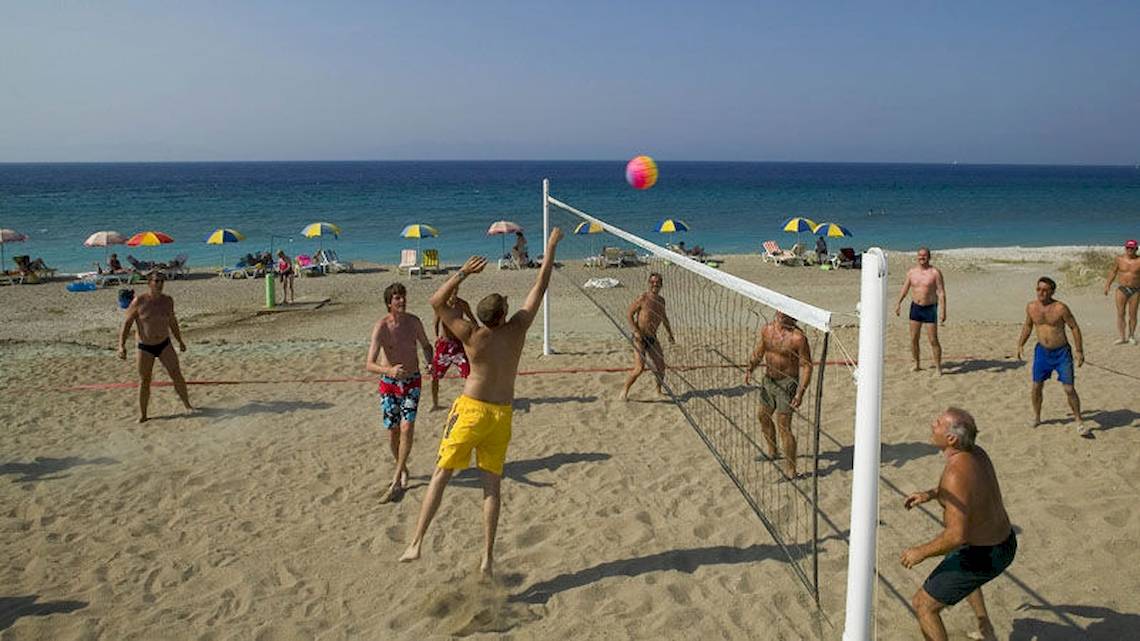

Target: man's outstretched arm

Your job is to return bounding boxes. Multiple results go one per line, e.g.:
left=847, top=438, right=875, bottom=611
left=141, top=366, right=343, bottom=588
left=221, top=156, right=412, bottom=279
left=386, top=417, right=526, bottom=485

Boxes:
left=430, top=257, right=486, bottom=342
left=514, top=227, right=564, bottom=328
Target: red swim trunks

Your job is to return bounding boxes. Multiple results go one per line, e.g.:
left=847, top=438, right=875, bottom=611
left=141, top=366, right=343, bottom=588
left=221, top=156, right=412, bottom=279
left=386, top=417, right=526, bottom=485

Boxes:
left=431, top=337, right=470, bottom=380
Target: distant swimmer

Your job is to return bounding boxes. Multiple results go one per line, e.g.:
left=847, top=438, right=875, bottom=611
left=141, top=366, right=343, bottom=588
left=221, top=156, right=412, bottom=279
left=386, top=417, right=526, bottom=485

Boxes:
left=901, top=408, right=1015, bottom=641
left=400, top=228, right=564, bottom=580
left=117, top=271, right=193, bottom=423
left=1104, top=239, right=1139, bottom=345
left=620, top=272, right=675, bottom=400
left=1015, top=277, right=1088, bottom=437
left=894, top=247, right=947, bottom=374
left=366, top=283, right=434, bottom=504
left=430, top=291, right=478, bottom=411
left=744, top=311, right=813, bottom=479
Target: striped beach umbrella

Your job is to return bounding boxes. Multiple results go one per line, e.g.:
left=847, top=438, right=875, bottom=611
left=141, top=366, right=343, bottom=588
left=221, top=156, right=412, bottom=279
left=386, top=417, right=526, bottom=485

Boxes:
left=1, top=228, right=28, bottom=268
left=813, top=222, right=853, bottom=238
left=655, top=219, right=689, bottom=233
left=126, top=231, right=174, bottom=246
left=782, top=217, right=817, bottom=233
left=573, top=221, right=604, bottom=235
left=301, top=222, right=341, bottom=251
left=400, top=224, right=439, bottom=239
left=84, top=230, right=126, bottom=264
left=205, top=228, right=245, bottom=267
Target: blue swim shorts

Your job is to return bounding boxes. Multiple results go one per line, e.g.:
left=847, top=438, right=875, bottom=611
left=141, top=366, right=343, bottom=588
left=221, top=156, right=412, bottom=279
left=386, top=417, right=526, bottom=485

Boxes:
left=909, top=302, right=938, bottom=324
left=1032, top=343, right=1074, bottom=385
left=924, top=530, right=1017, bottom=606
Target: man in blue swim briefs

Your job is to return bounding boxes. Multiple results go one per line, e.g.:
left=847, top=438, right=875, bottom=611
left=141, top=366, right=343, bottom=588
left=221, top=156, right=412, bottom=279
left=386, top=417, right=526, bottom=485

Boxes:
left=366, top=282, right=434, bottom=503
left=895, top=247, right=948, bottom=374
left=901, top=408, right=1015, bottom=641
left=1016, top=276, right=1089, bottom=437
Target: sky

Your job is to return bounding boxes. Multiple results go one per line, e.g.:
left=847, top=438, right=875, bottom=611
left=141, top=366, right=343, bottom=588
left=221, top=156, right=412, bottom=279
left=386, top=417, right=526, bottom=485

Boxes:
left=2, top=1, right=1139, bottom=164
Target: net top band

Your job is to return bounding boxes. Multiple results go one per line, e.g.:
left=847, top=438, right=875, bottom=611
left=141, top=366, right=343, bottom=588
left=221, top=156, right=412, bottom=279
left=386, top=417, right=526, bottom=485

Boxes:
left=547, top=196, right=833, bottom=332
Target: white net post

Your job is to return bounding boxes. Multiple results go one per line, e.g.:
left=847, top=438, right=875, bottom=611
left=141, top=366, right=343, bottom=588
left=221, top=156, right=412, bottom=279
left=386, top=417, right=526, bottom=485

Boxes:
left=842, top=248, right=888, bottom=641
left=542, top=178, right=551, bottom=356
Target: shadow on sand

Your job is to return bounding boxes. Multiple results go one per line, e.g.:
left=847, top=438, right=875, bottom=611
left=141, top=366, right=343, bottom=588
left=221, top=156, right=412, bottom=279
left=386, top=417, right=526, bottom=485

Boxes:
left=451, top=452, right=611, bottom=489
left=0, top=457, right=118, bottom=483
left=513, top=396, right=597, bottom=413
left=1011, top=603, right=1140, bottom=640
left=941, top=358, right=1024, bottom=375
left=0, top=595, right=87, bottom=631
left=160, top=400, right=336, bottom=420
left=816, top=441, right=939, bottom=479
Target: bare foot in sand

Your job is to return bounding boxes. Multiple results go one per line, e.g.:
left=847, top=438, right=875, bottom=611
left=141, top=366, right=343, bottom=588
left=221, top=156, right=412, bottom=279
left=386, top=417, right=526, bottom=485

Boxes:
left=1077, top=423, right=1093, bottom=439
left=912, top=363, right=922, bottom=372
left=480, top=555, right=493, bottom=581
left=430, top=404, right=443, bottom=412
left=379, top=483, right=402, bottom=504
left=138, top=415, right=148, bottom=424
left=398, top=543, right=421, bottom=563
left=1028, top=418, right=1040, bottom=429
left=619, top=389, right=629, bottom=402
left=967, top=618, right=997, bottom=641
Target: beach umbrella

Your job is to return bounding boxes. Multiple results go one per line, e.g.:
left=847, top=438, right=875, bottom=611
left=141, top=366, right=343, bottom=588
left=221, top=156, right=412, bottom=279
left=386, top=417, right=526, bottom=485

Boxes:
left=301, top=221, right=341, bottom=252
left=401, top=223, right=439, bottom=257
left=813, top=222, right=853, bottom=238
left=655, top=219, right=689, bottom=233
left=783, top=216, right=817, bottom=248
left=487, top=220, right=523, bottom=258
left=126, top=231, right=175, bottom=246
left=205, top=228, right=246, bottom=267
left=83, top=230, right=127, bottom=264
left=573, top=221, right=604, bottom=235
left=0, top=228, right=28, bottom=270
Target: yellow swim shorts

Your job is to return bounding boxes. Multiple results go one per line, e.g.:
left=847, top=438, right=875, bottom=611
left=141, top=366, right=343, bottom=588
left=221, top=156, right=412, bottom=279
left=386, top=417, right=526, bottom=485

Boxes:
left=437, top=395, right=514, bottom=476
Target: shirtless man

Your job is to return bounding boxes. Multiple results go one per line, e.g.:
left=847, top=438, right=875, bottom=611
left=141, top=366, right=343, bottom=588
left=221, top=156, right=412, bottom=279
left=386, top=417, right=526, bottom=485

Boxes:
left=894, top=247, right=947, bottom=374
left=744, top=311, right=813, bottom=478
left=429, top=292, right=478, bottom=411
left=366, top=283, right=433, bottom=504
left=1104, top=239, right=1139, bottom=345
left=1015, top=276, right=1088, bottom=437
left=117, top=271, right=193, bottom=423
left=620, top=272, right=676, bottom=400
left=399, top=227, right=564, bottom=579
left=901, top=408, right=1015, bottom=641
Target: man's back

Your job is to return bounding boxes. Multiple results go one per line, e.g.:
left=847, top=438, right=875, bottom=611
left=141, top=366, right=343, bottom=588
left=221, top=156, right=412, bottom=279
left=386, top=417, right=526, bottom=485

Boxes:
left=462, top=318, right=527, bottom=405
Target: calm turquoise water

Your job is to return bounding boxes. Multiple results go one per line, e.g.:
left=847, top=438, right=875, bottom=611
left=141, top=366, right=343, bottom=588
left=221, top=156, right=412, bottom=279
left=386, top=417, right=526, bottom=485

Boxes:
left=1, top=161, right=1138, bottom=273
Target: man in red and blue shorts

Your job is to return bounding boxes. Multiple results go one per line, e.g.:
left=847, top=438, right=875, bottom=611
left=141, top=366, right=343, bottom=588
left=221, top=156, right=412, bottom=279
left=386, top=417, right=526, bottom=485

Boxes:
left=430, top=292, right=478, bottom=411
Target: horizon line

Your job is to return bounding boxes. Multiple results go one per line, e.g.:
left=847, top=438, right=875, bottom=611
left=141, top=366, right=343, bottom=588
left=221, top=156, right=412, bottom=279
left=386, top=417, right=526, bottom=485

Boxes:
left=1, top=159, right=1138, bottom=169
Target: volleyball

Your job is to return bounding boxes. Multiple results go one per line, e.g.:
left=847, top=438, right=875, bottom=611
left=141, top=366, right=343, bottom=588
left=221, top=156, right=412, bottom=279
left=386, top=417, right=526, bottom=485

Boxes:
left=625, top=155, right=658, bottom=190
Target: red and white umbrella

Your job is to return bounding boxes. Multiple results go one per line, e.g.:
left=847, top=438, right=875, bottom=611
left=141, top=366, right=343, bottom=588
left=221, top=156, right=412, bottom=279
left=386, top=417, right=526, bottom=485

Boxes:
left=84, top=230, right=127, bottom=263
left=487, top=220, right=523, bottom=257
left=0, top=228, right=28, bottom=268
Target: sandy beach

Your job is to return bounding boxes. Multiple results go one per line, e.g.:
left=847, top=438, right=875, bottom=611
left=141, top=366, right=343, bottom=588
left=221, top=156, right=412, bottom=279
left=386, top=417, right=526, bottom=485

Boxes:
left=1, top=246, right=1137, bottom=640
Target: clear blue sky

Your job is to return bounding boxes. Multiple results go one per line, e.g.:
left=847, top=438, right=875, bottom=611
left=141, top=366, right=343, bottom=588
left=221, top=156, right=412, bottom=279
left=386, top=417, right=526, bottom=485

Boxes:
left=2, top=1, right=1139, bottom=164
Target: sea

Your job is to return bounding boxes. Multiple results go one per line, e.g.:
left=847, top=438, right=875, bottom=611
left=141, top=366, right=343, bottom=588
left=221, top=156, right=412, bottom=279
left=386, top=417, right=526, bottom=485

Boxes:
left=1, top=161, right=1138, bottom=273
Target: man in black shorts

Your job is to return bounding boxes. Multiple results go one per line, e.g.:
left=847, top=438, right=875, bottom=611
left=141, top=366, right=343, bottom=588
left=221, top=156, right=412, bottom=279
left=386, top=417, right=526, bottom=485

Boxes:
left=901, top=408, right=1015, bottom=641
left=895, top=247, right=948, bottom=374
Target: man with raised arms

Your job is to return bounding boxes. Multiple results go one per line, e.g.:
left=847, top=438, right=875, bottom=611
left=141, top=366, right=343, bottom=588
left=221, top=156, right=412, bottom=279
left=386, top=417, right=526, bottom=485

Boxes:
left=366, top=283, right=433, bottom=504
left=1015, top=276, right=1088, bottom=437
left=894, top=247, right=947, bottom=374
left=399, top=227, right=564, bottom=579
left=620, top=272, right=676, bottom=400
left=744, top=311, right=813, bottom=479
left=429, top=291, right=479, bottom=411
left=901, top=408, right=1015, bottom=641
left=117, top=271, right=193, bottom=423
left=1104, top=239, right=1139, bottom=345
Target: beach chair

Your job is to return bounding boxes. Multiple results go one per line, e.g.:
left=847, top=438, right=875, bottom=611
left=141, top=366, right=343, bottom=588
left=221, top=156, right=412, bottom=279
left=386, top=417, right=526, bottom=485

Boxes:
left=761, top=240, right=802, bottom=266
left=831, top=247, right=859, bottom=269
left=163, top=254, right=189, bottom=279
left=398, top=249, right=420, bottom=276
left=420, top=249, right=441, bottom=275
left=0, top=271, right=22, bottom=286
left=296, top=254, right=324, bottom=276
left=320, top=249, right=354, bottom=273
left=220, top=261, right=256, bottom=279
left=602, top=247, right=624, bottom=268
left=16, top=256, right=59, bottom=281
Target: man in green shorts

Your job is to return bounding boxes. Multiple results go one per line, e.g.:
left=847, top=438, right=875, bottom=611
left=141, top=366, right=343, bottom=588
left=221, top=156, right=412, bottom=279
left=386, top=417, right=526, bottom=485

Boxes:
left=744, top=311, right=813, bottom=478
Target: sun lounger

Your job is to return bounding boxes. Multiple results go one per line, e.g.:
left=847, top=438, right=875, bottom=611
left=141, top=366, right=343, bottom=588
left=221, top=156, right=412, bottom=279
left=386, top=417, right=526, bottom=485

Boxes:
left=296, top=254, right=324, bottom=276
left=398, top=249, right=420, bottom=276
left=831, top=247, right=859, bottom=269
left=762, top=240, right=803, bottom=266
left=163, top=254, right=189, bottom=279
left=420, top=249, right=441, bottom=275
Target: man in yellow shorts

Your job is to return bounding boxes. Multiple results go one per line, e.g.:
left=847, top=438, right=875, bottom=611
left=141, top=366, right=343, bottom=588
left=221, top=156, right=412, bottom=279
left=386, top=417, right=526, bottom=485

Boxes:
left=399, top=227, right=564, bottom=579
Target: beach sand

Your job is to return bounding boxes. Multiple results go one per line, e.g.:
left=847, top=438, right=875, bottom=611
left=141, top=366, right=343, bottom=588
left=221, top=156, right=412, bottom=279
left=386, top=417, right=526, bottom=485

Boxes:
left=1, top=247, right=1137, bottom=640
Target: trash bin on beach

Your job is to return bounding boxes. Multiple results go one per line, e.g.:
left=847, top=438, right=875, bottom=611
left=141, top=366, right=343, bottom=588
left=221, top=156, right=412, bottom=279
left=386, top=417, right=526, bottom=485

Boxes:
left=118, top=288, right=135, bottom=309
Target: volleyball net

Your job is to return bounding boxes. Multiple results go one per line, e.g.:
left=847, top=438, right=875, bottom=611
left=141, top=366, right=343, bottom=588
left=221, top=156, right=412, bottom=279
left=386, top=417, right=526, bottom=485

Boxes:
left=542, top=186, right=851, bottom=602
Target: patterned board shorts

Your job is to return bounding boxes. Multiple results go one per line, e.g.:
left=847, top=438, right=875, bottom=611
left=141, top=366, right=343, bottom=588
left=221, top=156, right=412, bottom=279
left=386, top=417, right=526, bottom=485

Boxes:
left=431, top=337, right=470, bottom=380
left=379, top=373, right=422, bottom=429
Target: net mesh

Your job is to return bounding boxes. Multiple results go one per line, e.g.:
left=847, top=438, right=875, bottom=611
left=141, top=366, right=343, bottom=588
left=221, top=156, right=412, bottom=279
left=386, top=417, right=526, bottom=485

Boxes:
left=546, top=196, right=834, bottom=599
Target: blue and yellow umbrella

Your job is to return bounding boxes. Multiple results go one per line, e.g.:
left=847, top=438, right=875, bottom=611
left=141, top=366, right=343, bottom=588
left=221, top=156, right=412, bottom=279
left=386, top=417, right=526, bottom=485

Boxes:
left=813, top=222, right=853, bottom=238
left=205, top=228, right=245, bottom=268
left=782, top=217, right=817, bottom=233
left=574, top=221, right=604, bottom=235
left=301, top=221, right=341, bottom=251
left=400, top=224, right=439, bottom=239
left=655, top=218, right=689, bottom=233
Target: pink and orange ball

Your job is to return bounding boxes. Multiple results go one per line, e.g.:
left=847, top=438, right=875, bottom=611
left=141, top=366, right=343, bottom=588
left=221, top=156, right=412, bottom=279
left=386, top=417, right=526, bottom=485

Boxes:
left=625, top=155, right=658, bottom=190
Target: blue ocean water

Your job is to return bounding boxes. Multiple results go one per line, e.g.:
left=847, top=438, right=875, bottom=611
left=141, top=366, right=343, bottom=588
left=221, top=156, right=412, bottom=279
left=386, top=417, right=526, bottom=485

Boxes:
left=1, top=161, right=1138, bottom=273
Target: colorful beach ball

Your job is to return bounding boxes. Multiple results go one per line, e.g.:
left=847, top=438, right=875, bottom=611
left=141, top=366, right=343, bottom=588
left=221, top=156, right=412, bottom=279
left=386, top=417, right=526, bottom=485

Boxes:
left=625, top=155, right=659, bottom=190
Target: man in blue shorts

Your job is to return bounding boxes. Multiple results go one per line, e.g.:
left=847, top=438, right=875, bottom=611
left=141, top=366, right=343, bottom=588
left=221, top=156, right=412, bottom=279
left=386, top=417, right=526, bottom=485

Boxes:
left=1015, top=276, right=1089, bottom=437
left=895, top=247, right=948, bottom=374
left=366, top=282, right=434, bottom=503
left=902, top=408, right=1015, bottom=641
